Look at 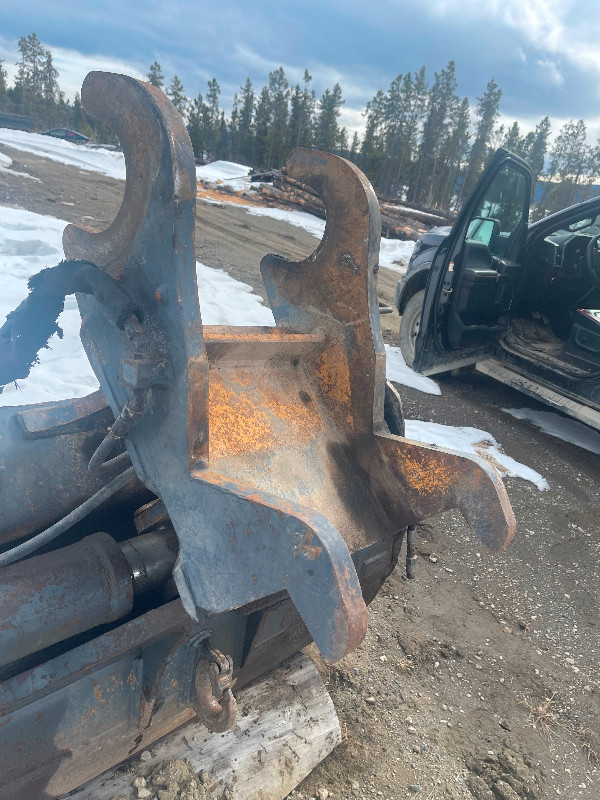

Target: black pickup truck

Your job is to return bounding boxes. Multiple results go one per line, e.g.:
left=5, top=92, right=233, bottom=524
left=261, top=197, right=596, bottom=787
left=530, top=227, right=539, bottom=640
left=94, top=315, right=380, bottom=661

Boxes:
left=395, top=148, right=600, bottom=431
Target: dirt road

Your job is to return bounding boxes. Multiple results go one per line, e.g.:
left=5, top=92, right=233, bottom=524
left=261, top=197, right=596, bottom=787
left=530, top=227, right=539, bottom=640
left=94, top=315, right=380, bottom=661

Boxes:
left=1, top=147, right=598, bottom=800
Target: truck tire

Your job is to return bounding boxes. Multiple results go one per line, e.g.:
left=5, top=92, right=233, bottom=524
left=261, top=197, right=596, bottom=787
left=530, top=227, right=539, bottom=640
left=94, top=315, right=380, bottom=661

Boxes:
left=398, top=289, right=425, bottom=368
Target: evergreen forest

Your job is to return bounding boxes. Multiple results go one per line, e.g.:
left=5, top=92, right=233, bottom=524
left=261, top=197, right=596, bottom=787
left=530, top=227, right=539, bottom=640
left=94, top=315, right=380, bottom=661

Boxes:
left=1, top=34, right=599, bottom=217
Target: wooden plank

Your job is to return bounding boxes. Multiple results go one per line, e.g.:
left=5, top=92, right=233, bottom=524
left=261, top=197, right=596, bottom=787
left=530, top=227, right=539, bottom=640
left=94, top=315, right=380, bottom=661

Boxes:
left=65, top=652, right=340, bottom=800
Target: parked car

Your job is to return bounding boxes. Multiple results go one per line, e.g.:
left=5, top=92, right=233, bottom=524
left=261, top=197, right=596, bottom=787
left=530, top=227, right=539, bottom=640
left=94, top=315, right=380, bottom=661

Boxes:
left=0, top=112, right=31, bottom=132
left=41, top=128, right=91, bottom=144
left=395, top=148, right=600, bottom=431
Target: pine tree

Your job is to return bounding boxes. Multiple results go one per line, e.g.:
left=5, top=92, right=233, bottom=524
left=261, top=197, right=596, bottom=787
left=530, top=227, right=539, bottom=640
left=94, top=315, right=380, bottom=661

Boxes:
left=316, top=83, right=344, bottom=153
left=349, top=132, right=360, bottom=164
left=524, top=116, right=551, bottom=192
left=187, top=93, right=206, bottom=160
left=374, top=67, right=429, bottom=199
left=503, top=122, right=522, bottom=153
left=288, top=70, right=315, bottom=150
left=147, top=61, right=164, bottom=89
left=166, top=74, right=188, bottom=119
left=0, top=58, right=7, bottom=95
left=393, top=68, right=428, bottom=199
left=360, top=90, right=386, bottom=176
left=410, top=61, right=458, bottom=205
left=15, top=33, right=47, bottom=122
left=229, top=93, right=240, bottom=160
left=69, top=92, right=93, bottom=136
left=436, top=96, right=470, bottom=208
left=205, top=78, right=221, bottom=158
left=266, top=67, right=289, bottom=168
left=540, top=119, right=592, bottom=213
left=337, top=127, right=349, bottom=156
left=236, top=78, right=255, bottom=163
left=460, top=78, right=502, bottom=201
left=253, top=85, right=272, bottom=168
left=215, top=111, right=229, bottom=160
left=0, top=57, right=9, bottom=110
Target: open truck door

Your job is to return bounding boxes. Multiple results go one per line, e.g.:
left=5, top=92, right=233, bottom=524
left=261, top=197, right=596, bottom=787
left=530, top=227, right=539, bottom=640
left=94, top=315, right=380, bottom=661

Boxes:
left=413, top=149, right=532, bottom=374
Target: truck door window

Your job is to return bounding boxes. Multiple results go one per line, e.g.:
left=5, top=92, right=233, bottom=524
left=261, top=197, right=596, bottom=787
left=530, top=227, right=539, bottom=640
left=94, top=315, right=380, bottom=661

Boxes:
left=468, top=164, right=528, bottom=258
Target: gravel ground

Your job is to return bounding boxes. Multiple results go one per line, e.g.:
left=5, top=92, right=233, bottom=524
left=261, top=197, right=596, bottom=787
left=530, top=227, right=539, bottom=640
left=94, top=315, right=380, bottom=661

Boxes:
left=1, top=147, right=598, bottom=800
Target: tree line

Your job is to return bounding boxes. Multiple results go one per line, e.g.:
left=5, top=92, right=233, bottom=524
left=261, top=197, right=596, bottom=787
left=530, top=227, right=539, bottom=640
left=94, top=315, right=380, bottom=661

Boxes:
left=1, top=34, right=599, bottom=216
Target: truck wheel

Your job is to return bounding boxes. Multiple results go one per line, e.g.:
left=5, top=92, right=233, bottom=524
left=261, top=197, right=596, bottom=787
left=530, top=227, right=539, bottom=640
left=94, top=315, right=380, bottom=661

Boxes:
left=398, top=290, right=425, bottom=368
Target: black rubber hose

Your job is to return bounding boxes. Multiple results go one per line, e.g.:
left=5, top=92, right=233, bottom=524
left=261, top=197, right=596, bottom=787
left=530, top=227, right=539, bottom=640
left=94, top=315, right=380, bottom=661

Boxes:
left=0, top=467, right=136, bottom=568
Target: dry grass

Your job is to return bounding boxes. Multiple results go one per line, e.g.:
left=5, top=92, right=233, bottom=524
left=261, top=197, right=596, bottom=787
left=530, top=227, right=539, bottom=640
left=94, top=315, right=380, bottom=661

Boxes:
left=395, top=655, right=414, bottom=673
left=578, top=726, right=598, bottom=763
left=520, top=694, right=559, bottom=734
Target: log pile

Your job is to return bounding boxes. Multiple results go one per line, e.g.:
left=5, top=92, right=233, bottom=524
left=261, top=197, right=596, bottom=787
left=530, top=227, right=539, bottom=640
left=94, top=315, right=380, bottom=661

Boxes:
left=264, top=168, right=455, bottom=241
left=199, top=166, right=457, bottom=242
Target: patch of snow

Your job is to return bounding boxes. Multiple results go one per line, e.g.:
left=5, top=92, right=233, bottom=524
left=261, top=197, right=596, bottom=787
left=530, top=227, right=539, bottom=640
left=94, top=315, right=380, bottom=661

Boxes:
left=245, top=205, right=326, bottom=240
left=0, top=152, right=12, bottom=168
left=379, top=238, right=414, bottom=272
left=503, top=407, right=600, bottom=456
left=197, top=263, right=274, bottom=326
left=0, top=164, right=41, bottom=181
left=196, top=160, right=252, bottom=192
left=0, top=206, right=98, bottom=406
left=0, top=205, right=275, bottom=406
left=404, top=419, right=549, bottom=490
left=385, top=345, right=440, bottom=395
left=0, top=128, right=126, bottom=180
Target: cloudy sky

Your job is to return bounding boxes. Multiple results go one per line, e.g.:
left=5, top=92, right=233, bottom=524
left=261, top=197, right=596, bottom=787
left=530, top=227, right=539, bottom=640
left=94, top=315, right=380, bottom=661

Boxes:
left=0, top=0, right=598, bottom=141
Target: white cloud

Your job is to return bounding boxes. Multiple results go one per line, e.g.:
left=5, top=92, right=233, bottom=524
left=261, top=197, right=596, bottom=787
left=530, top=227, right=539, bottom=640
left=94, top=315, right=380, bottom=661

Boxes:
left=0, top=34, right=145, bottom=101
left=534, top=58, right=564, bottom=87
left=418, top=0, right=600, bottom=89
left=231, top=43, right=377, bottom=102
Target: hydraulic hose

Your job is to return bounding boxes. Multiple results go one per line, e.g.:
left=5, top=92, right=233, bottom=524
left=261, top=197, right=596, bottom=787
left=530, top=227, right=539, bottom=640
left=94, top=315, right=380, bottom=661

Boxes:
left=0, top=467, right=136, bottom=568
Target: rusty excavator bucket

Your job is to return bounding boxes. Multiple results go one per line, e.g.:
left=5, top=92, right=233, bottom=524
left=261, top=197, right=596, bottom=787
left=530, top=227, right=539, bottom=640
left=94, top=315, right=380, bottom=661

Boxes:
left=0, top=72, right=515, bottom=799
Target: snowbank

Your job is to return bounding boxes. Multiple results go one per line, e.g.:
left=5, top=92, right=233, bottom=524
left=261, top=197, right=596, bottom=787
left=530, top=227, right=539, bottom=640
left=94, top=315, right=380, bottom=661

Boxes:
left=196, top=160, right=252, bottom=192
left=0, top=128, right=126, bottom=180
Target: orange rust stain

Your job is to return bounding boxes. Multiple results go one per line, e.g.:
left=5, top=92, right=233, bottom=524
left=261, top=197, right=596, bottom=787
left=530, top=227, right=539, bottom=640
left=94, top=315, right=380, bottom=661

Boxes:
left=394, top=451, right=455, bottom=495
left=91, top=679, right=105, bottom=704
left=204, top=326, right=318, bottom=343
left=209, top=375, right=274, bottom=460
left=208, top=372, right=322, bottom=461
left=315, top=345, right=352, bottom=408
left=197, top=186, right=263, bottom=206
left=261, top=386, right=321, bottom=437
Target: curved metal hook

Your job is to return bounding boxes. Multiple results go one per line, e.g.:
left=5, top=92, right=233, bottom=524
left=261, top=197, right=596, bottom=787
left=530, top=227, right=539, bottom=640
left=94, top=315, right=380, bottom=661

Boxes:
left=193, top=644, right=238, bottom=733
left=62, top=71, right=196, bottom=279
left=260, top=148, right=386, bottom=434
left=261, top=148, right=382, bottom=329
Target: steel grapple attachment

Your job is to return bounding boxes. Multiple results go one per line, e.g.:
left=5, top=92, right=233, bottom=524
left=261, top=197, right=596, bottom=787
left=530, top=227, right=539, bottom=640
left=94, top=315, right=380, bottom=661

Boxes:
left=0, top=71, right=515, bottom=799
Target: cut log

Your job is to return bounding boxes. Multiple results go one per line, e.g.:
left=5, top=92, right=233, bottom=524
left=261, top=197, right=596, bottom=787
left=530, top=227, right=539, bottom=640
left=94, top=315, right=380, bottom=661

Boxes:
left=63, top=652, right=340, bottom=800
